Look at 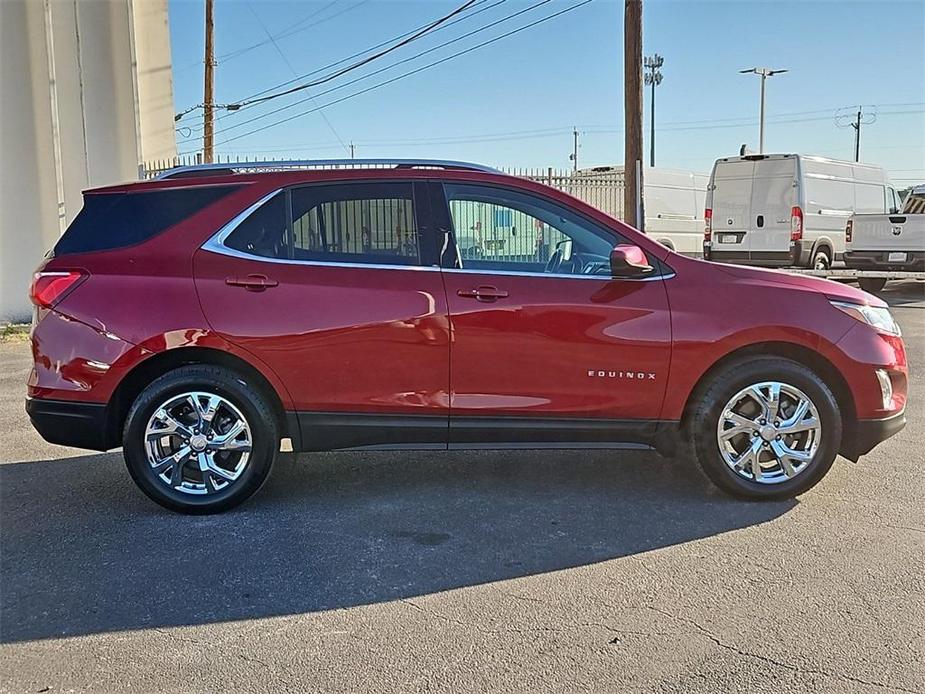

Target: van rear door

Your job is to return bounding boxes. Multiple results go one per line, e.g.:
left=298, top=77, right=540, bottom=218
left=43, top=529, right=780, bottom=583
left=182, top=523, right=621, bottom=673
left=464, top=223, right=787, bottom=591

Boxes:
left=710, top=159, right=754, bottom=258
left=748, top=157, right=797, bottom=261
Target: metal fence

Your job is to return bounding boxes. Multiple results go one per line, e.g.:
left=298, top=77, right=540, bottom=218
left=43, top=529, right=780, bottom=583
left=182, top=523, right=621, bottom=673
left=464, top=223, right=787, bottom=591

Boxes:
left=139, top=156, right=627, bottom=222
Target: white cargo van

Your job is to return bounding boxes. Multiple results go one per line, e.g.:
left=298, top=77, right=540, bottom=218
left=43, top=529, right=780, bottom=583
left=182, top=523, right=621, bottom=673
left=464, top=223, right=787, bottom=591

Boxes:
left=644, top=168, right=709, bottom=256
left=704, top=154, right=896, bottom=268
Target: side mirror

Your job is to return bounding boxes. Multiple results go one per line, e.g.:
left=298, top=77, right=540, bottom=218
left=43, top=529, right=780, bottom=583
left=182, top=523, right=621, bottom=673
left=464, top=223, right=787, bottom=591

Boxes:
left=610, top=244, right=654, bottom=278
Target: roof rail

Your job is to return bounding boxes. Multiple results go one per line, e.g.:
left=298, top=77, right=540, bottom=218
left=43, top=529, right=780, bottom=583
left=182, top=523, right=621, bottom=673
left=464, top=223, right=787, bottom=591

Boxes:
left=154, top=158, right=500, bottom=180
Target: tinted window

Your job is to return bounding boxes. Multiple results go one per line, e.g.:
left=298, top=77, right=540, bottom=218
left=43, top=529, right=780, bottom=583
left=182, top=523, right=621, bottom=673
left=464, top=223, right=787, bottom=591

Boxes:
left=55, top=185, right=238, bottom=255
left=289, top=183, right=419, bottom=265
left=443, top=183, right=619, bottom=275
left=224, top=192, right=287, bottom=259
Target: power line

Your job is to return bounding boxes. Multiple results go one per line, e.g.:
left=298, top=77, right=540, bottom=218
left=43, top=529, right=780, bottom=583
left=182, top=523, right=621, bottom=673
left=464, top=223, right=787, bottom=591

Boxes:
left=183, top=0, right=594, bottom=152
left=178, top=0, right=503, bottom=132
left=225, top=0, right=503, bottom=108
left=235, top=0, right=480, bottom=109
left=198, top=106, right=925, bottom=156
left=218, top=1, right=371, bottom=63
left=196, top=0, right=562, bottom=142
left=245, top=2, right=349, bottom=155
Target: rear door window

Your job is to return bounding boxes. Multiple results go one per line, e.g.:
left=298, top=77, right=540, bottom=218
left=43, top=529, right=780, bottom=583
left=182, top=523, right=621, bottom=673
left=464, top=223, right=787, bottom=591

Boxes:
left=289, top=182, right=421, bottom=266
left=55, top=185, right=238, bottom=255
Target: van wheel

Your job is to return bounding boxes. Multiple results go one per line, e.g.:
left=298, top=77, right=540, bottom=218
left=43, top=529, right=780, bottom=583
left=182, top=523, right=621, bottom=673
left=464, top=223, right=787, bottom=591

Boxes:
left=812, top=248, right=831, bottom=270
left=688, top=357, right=841, bottom=500
left=123, top=365, right=279, bottom=514
left=858, top=277, right=887, bottom=293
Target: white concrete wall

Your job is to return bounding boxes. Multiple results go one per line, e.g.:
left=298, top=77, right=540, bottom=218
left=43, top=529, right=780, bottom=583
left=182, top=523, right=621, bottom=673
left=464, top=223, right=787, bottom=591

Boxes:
left=0, top=0, right=176, bottom=322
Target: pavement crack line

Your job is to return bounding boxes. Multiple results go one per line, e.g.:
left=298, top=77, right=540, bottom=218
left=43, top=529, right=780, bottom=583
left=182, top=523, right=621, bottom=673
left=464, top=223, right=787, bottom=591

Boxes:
left=643, top=606, right=923, bottom=694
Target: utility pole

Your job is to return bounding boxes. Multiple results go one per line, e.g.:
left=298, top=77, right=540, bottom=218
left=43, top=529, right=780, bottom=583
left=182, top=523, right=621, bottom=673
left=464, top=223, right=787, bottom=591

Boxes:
left=203, top=0, right=215, bottom=163
left=644, top=53, right=664, bottom=168
left=569, top=127, right=579, bottom=172
left=624, top=0, right=644, bottom=230
left=350, top=142, right=356, bottom=159
left=835, top=105, right=876, bottom=162
left=739, top=67, right=787, bottom=154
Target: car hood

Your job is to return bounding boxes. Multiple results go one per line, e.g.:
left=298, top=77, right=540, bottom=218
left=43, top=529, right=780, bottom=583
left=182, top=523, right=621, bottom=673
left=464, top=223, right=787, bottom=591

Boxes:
left=713, top=263, right=886, bottom=307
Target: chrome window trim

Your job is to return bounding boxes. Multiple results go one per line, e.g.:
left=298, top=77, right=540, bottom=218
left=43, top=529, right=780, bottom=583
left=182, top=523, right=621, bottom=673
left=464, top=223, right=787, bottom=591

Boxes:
left=202, top=188, right=437, bottom=272
left=442, top=267, right=674, bottom=282
left=202, top=188, right=675, bottom=281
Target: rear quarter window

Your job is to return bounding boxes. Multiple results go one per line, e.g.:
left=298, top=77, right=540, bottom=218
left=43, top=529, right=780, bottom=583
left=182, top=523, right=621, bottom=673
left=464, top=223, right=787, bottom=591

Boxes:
left=55, top=185, right=239, bottom=255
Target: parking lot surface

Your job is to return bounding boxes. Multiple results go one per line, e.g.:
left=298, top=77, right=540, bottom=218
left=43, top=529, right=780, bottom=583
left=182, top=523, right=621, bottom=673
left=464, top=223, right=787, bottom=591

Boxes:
left=1, top=281, right=923, bottom=694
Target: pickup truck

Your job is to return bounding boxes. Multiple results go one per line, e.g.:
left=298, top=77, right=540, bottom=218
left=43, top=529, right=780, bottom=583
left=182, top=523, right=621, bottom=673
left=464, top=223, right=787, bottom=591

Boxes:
left=845, top=184, right=925, bottom=292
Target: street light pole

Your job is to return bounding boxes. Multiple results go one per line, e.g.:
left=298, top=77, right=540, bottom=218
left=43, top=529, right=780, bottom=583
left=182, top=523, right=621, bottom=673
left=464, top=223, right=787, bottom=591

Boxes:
left=740, top=67, right=787, bottom=154
left=644, top=53, right=664, bottom=167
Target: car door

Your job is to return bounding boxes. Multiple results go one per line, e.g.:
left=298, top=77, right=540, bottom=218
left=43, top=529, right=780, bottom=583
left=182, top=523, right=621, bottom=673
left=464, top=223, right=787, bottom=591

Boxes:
left=430, top=181, right=672, bottom=448
left=194, top=180, right=451, bottom=450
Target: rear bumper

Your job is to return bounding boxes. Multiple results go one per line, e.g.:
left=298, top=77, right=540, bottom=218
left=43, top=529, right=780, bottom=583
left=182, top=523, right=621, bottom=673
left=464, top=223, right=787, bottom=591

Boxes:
left=26, top=397, right=114, bottom=451
left=703, top=242, right=807, bottom=267
left=844, top=250, right=925, bottom=272
left=840, top=410, right=906, bottom=461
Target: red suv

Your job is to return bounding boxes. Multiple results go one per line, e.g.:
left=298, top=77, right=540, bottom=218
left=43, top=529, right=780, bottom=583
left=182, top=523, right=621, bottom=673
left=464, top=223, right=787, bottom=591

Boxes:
left=26, top=160, right=907, bottom=513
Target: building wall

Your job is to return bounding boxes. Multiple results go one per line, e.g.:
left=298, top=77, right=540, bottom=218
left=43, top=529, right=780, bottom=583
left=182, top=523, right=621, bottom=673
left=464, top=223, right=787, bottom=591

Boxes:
left=0, top=0, right=175, bottom=322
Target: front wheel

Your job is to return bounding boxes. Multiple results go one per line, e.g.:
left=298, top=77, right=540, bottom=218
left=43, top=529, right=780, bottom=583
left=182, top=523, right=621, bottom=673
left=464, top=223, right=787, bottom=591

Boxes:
left=858, top=277, right=887, bottom=293
left=123, top=365, right=279, bottom=514
left=688, top=357, right=842, bottom=500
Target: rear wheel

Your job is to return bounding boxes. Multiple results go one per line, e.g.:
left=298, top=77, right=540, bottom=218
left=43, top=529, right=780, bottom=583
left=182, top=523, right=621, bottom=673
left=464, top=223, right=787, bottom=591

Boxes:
left=688, top=357, right=842, bottom=499
left=858, top=277, right=887, bottom=293
left=123, top=365, right=279, bottom=514
left=812, top=248, right=831, bottom=270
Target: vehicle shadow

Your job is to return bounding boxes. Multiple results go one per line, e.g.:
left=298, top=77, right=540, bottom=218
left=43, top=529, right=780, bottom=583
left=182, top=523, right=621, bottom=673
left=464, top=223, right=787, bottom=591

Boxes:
left=0, top=449, right=795, bottom=643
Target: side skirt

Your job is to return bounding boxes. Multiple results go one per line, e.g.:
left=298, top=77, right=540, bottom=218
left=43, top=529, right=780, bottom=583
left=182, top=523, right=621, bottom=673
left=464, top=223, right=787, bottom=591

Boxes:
left=291, top=412, right=682, bottom=454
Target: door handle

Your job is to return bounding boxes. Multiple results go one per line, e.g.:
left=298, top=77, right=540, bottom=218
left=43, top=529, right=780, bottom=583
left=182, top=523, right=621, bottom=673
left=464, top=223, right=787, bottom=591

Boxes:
left=457, top=285, right=509, bottom=302
left=225, top=274, right=279, bottom=291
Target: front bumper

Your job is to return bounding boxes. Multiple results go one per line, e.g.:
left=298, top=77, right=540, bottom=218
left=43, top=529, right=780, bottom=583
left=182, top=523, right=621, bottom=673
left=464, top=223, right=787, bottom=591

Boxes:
left=840, top=410, right=906, bottom=461
left=26, top=397, right=114, bottom=451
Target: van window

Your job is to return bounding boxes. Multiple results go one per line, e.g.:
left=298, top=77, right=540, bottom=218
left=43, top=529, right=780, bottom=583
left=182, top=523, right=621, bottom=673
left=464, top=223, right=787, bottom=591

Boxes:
left=56, top=185, right=238, bottom=255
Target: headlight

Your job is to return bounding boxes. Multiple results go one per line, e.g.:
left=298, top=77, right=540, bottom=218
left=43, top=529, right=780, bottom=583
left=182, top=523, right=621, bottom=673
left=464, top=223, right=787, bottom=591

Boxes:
left=831, top=301, right=901, bottom=336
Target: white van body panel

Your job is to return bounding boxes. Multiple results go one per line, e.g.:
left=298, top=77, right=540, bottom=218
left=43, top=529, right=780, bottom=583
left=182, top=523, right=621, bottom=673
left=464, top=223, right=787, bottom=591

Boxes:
left=747, top=157, right=797, bottom=255
left=643, top=168, right=707, bottom=256
left=705, top=154, right=893, bottom=267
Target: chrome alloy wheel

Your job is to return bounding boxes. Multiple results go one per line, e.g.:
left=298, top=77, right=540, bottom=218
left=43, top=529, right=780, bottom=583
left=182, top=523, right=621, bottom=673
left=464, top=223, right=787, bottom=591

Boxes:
left=716, top=381, right=822, bottom=485
left=144, top=391, right=253, bottom=495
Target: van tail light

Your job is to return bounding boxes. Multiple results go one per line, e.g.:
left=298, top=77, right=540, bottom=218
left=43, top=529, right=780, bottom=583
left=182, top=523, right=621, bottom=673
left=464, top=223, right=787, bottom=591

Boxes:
left=29, top=270, right=87, bottom=309
left=846, top=219, right=853, bottom=243
left=790, top=206, right=804, bottom=241
left=704, top=208, right=713, bottom=242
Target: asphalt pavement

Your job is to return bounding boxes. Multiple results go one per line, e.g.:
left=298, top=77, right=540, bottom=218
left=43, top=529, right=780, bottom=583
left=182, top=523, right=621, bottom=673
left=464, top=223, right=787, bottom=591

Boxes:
left=1, top=281, right=922, bottom=693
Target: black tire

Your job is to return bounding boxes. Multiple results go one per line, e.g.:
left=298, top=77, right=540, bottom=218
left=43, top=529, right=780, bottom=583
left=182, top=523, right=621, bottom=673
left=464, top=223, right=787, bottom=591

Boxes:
left=123, top=365, right=279, bottom=514
left=688, top=357, right=842, bottom=500
left=811, top=248, right=831, bottom=270
left=858, top=277, right=887, bottom=293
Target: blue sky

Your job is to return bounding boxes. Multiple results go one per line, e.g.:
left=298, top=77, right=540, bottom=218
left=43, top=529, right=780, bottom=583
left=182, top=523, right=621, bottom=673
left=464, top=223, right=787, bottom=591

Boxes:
left=169, top=0, right=925, bottom=183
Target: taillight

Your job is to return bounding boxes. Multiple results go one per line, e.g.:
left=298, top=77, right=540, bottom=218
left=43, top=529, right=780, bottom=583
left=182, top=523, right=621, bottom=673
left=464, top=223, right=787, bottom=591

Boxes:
left=29, top=270, right=86, bottom=309
left=846, top=219, right=853, bottom=243
left=704, top=208, right=713, bottom=242
left=790, top=206, right=803, bottom=242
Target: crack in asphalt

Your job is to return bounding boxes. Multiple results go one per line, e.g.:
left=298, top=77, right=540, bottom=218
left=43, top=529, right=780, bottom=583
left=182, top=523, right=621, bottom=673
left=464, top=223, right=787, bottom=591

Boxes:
left=643, top=606, right=923, bottom=694
left=399, top=599, right=921, bottom=694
